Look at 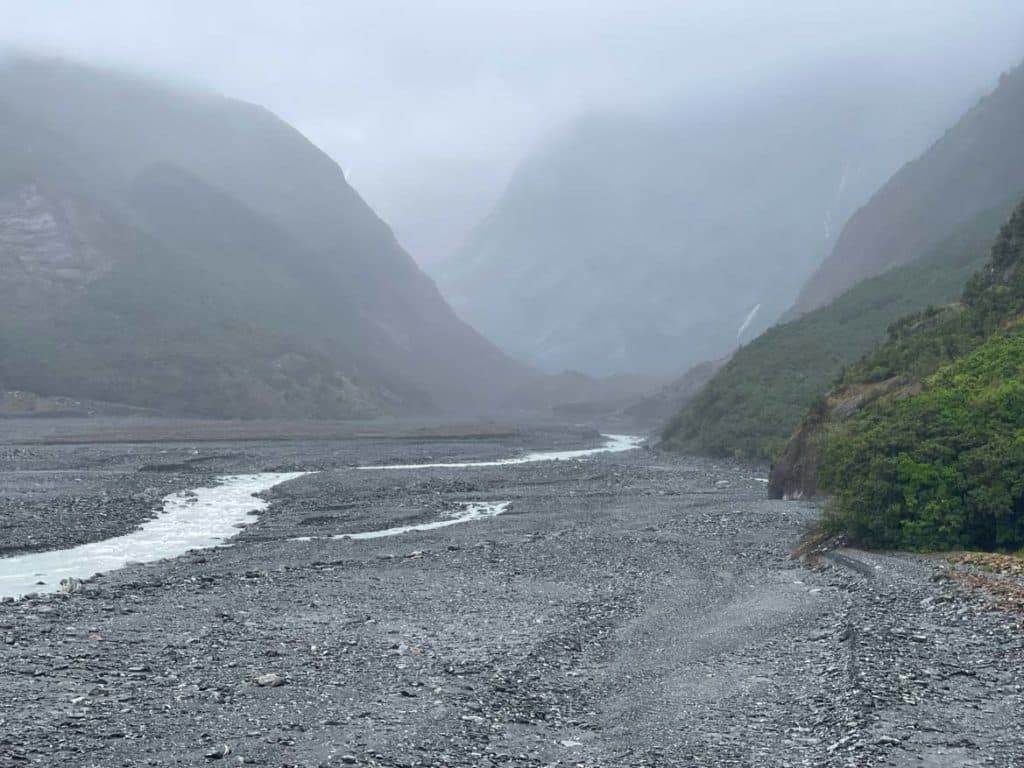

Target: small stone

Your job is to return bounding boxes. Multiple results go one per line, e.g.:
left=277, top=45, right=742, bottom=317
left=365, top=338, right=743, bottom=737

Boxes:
left=205, top=744, right=231, bottom=760
left=59, top=577, right=84, bottom=593
left=255, top=673, right=285, bottom=687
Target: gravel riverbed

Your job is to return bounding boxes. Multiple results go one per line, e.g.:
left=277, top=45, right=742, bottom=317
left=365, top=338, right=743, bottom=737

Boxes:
left=0, top=423, right=1021, bottom=767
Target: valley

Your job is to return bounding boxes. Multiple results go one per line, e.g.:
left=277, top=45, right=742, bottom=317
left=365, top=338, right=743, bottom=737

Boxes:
left=0, top=422, right=1021, bottom=766
left=2, top=11, right=1024, bottom=767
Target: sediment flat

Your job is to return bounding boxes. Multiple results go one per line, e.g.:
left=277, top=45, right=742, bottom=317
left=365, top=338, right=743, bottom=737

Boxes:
left=0, top=424, right=1020, bottom=766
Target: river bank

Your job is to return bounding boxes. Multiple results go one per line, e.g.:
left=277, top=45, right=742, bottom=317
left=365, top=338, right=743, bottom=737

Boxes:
left=0, top=425, right=1021, bottom=766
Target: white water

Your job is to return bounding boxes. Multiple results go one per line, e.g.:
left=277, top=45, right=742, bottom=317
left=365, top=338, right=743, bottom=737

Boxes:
left=736, top=304, right=761, bottom=340
left=0, top=434, right=643, bottom=599
left=360, top=433, right=643, bottom=470
left=291, top=500, right=511, bottom=542
left=0, top=472, right=305, bottom=600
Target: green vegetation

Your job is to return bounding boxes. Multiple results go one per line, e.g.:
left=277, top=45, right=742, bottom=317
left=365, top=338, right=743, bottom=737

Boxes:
left=820, top=333, right=1024, bottom=550
left=660, top=205, right=1009, bottom=460
left=803, top=200, right=1024, bottom=551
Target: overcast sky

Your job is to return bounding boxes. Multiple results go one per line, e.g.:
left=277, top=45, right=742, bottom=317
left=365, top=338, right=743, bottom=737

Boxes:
left=3, top=1, right=1024, bottom=265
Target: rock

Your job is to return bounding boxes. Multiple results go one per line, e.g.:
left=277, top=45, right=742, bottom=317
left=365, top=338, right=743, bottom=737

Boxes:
left=255, top=673, right=285, bottom=687
left=59, top=577, right=85, bottom=593
left=204, top=744, right=231, bottom=760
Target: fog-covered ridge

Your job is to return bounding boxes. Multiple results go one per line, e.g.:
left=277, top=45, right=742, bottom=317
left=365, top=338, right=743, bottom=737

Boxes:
left=438, top=68, right=991, bottom=376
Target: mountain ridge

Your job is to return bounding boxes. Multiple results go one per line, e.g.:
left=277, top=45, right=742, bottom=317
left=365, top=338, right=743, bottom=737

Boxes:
left=438, top=69, right=984, bottom=377
left=0, top=56, right=533, bottom=418
left=659, top=202, right=1013, bottom=460
left=790, top=61, right=1024, bottom=315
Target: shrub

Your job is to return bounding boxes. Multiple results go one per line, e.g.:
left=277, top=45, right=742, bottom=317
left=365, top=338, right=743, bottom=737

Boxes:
left=820, top=333, right=1024, bottom=551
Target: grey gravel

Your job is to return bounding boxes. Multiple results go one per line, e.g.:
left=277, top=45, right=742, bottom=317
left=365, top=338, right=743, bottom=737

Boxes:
left=0, top=424, right=1021, bottom=766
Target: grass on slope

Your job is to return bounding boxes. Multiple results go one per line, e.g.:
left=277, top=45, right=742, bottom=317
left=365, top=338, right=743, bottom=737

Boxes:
left=660, top=204, right=1010, bottom=460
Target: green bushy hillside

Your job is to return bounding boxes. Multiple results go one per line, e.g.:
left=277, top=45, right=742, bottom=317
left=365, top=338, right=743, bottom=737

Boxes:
left=775, top=200, right=1024, bottom=550
left=660, top=204, right=1009, bottom=460
left=820, top=332, right=1024, bottom=550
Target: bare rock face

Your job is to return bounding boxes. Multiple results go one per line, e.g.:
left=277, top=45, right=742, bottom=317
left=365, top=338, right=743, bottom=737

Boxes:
left=767, top=419, right=820, bottom=500
left=0, top=184, right=110, bottom=304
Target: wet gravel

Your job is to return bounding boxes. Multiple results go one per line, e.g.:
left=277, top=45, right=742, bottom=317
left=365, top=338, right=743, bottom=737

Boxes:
left=0, top=424, right=1021, bottom=766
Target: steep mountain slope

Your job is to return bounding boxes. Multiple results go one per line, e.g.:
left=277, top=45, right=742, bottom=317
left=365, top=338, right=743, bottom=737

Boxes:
left=660, top=203, right=1012, bottom=459
left=791, top=62, right=1024, bottom=314
left=0, top=57, right=530, bottom=417
left=621, top=358, right=727, bottom=425
left=771, top=199, right=1024, bottom=550
left=438, top=70, right=978, bottom=376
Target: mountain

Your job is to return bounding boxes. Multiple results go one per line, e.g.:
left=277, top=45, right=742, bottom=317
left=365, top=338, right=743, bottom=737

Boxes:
left=771, top=199, right=1024, bottom=551
left=659, top=203, right=1012, bottom=459
left=437, top=69, right=981, bottom=377
left=790, top=62, right=1024, bottom=315
left=0, top=57, right=530, bottom=418
left=621, top=358, right=726, bottom=426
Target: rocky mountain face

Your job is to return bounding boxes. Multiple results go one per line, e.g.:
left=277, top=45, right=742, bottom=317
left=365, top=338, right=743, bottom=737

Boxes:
left=790, top=62, right=1024, bottom=315
left=437, top=70, right=976, bottom=377
left=0, top=57, right=532, bottom=418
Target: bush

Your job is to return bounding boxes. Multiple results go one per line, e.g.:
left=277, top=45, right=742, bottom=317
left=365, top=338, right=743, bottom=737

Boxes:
left=820, top=333, right=1024, bottom=551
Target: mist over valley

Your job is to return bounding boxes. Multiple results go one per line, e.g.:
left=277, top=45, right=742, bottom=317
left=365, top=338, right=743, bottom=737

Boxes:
left=2, top=4, right=1024, bottom=765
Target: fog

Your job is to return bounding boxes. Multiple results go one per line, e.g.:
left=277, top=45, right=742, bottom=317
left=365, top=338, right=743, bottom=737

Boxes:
left=5, top=5, right=1024, bottom=759
left=4, top=0, right=1024, bottom=265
